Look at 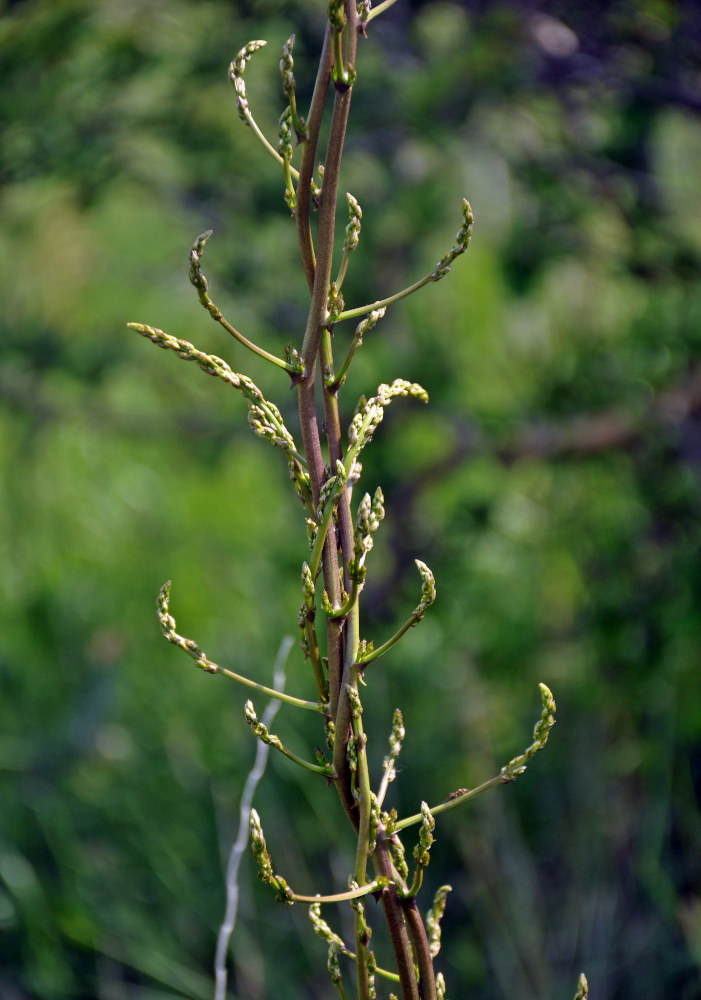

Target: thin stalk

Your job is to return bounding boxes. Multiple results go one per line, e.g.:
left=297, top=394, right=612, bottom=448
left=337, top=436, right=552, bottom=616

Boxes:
left=156, top=584, right=321, bottom=711
left=308, top=481, right=344, bottom=583
left=214, top=638, right=291, bottom=1000
left=188, top=236, right=295, bottom=373
left=214, top=665, right=321, bottom=712
left=246, top=112, right=300, bottom=177
left=334, top=249, right=352, bottom=291
left=404, top=865, right=424, bottom=902
left=327, top=575, right=360, bottom=620
left=347, top=623, right=373, bottom=999
left=352, top=709, right=373, bottom=1000
left=333, top=588, right=361, bottom=835
left=365, top=0, right=400, bottom=22
left=393, top=774, right=506, bottom=832
left=245, top=701, right=334, bottom=775
left=335, top=980, right=351, bottom=1000
left=357, top=612, right=422, bottom=666
left=310, top=917, right=400, bottom=986
left=337, top=272, right=433, bottom=323
left=205, top=304, right=294, bottom=371
left=291, top=880, right=384, bottom=905
left=304, top=617, right=328, bottom=705
left=262, top=739, right=332, bottom=776
left=349, top=960, right=399, bottom=985
left=283, top=154, right=296, bottom=208
left=329, top=326, right=364, bottom=391
left=297, top=378, right=344, bottom=713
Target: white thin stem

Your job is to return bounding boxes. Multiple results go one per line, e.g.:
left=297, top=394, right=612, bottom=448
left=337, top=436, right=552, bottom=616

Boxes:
left=213, top=636, right=293, bottom=1000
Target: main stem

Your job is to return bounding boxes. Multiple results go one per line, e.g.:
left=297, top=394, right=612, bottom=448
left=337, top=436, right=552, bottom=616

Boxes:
left=294, top=8, right=436, bottom=999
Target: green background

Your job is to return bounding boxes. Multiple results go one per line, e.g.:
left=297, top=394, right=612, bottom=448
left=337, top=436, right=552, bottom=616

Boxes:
left=2, top=1, right=700, bottom=997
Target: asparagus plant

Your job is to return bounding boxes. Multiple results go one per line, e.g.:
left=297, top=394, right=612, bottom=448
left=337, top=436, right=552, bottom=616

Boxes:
left=129, top=3, right=582, bottom=997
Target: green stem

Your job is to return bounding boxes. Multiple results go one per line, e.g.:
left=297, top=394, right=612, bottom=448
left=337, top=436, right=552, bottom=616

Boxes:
left=329, top=327, right=363, bottom=391
left=297, top=374, right=344, bottom=715
left=337, top=272, right=432, bottom=323
left=333, top=597, right=361, bottom=834
left=357, top=611, right=422, bottom=666
left=283, top=154, right=296, bottom=207
left=393, top=774, right=505, bottom=832
left=353, top=704, right=373, bottom=1000
left=189, top=235, right=295, bottom=373
left=331, top=24, right=353, bottom=89
left=253, top=733, right=333, bottom=776
left=308, top=474, right=345, bottom=583
left=214, top=665, right=321, bottom=712
left=304, top=616, right=328, bottom=704
left=292, top=880, right=384, bottom=905
left=334, top=249, right=352, bottom=291
left=236, top=97, right=302, bottom=180
left=156, top=582, right=321, bottom=711
left=327, top=575, right=360, bottom=620
left=365, top=0, right=400, bottom=22
left=335, top=981, right=351, bottom=1000
left=404, top=865, right=424, bottom=902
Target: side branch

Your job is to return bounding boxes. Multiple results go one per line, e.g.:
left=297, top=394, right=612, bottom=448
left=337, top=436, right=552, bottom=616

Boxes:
left=337, top=199, right=474, bottom=323
left=394, top=684, right=557, bottom=831
left=156, top=582, right=323, bottom=713
left=245, top=700, right=335, bottom=776
left=188, top=230, right=300, bottom=375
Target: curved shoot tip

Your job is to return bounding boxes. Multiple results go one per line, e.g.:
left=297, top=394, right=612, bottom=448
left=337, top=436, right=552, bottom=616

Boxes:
left=538, top=682, right=556, bottom=715
left=229, top=39, right=268, bottom=80
left=574, top=973, right=589, bottom=1000
left=157, top=580, right=172, bottom=613
left=413, top=559, right=436, bottom=617
left=501, top=682, right=557, bottom=782
left=430, top=197, right=475, bottom=280
left=191, top=229, right=213, bottom=254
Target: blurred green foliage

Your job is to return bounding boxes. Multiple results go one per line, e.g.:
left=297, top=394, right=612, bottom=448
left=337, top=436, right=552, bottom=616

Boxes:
left=2, top=1, right=701, bottom=998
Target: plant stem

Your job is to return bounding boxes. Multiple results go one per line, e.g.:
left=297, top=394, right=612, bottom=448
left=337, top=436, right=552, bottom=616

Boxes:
left=372, top=832, right=420, bottom=1000
left=215, top=665, right=321, bottom=711
left=357, top=612, right=423, bottom=666
left=402, top=900, right=437, bottom=1000
left=304, top=617, right=328, bottom=704
left=297, top=4, right=356, bottom=733
left=321, top=330, right=354, bottom=591
left=296, top=27, right=332, bottom=292
left=291, top=880, right=384, bottom=905
left=337, top=272, right=433, bottom=323
left=352, top=699, right=373, bottom=1000
left=365, top=0, right=400, bottom=22
left=393, top=775, right=506, bottom=832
